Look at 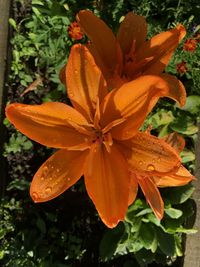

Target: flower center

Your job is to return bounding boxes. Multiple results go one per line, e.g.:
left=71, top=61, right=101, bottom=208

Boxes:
left=92, top=130, right=113, bottom=152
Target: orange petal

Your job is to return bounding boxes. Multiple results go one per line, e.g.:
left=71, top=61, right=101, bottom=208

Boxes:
left=30, top=149, right=88, bottom=202
left=132, top=24, right=186, bottom=76
left=162, top=132, right=185, bottom=153
left=137, top=175, right=164, bottom=220
left=119, top=132, right=181, bottom=175
left=153, top=164, right=194, bottom=187
left=128, top=172, right=138, bottom=206
left=160, top=74, right=186, bottom=106
left=117, top=12, right=147, bottom=56
left=77, top=10, right=122, bottom=80
left=84, top=142, right=130, bottom=228
left=100, top=75, right=185, bottom=140
left=66, top=44, right=108, bottom=121
left=147, top=74, right=186, bottom=112
left=6, top=102, right=92, bottom=149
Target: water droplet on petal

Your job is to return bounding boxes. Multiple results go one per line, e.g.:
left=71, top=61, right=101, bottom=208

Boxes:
left=157, top=157, right=161, bottom=162
left=74, top=69, right=78, bottom=74
left=139, top=161, right=143, bottom=165
left=45, top=187, right=52, bottom=195
left=147, top=164, right=155, bottom=171
left=32, top=192, right=39, bottom=202
left=43, top=166, right=48, bottom=173
left=49, top=176, right=53, bottom=181
left=67, top=177, right=71, bottom=181
left=56, top=169, right=60, bottom=173
left=41, top=176, right=44, bottom=181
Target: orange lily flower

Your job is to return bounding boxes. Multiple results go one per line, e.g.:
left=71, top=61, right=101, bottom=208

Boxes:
left=127, top=132, right=194, bottom=219
left=76, top=10, right=186, bottom=88
left=6, top=44, right=187, bottom=228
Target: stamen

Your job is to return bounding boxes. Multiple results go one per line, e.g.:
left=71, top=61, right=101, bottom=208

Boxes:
left=103, top=132, right=113, bottom=153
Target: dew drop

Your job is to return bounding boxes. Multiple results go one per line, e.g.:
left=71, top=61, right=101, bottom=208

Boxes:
left=43, top=166, right=48, bottom=172
left=147, top=164, right=155, bottom=171
left=45, top=187, right=52, bottom=194
left=41, top=176, right=45, bottom=181
left=74, top=69, right=78, bottom=74
left=56, top=168, right=60, bottom=173
left=32, top=192, right=39, bottom=202
left=67, top=177, right=71, bottom=181
left=49, top=176, right=53, bottom=181
left=157, top=157, right=161, bottom=162
left=69, top=92, right=74, bottom=97
left=139, top=161, right=143, bottom=165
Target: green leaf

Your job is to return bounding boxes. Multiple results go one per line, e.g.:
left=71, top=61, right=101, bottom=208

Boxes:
left=0, top=250, right=5, bottom=260
left=9, top=18, right=17, bottom=29
left=99, top=223, right=125, bottom=261
left=32, top=0, right=44, bottom=5
left=149, top=109, right=174, bottom=128
left=165, top=208, right=183, bottom=219
left=139, top=223, right=155, bottom=249
left=125, top=217, right=141, bottom=232
left=151, top=235, right=158, bottom=253
left=136, top=208, right=152, bottom=217
left=162, top=184, right=195, bottom=204
left=170, top=116, right=198, bottom=135
left=135, top=249, right=155, bottom=266
left=180, top=95, right=200, bottom=114
left=127, top=199, right=146, bottom=213
left=156, top=228, right=176, bottom=256
left=124, top=236, right=144, bottom=253
left=174, top=235, right=183, bottom=257
left=180, top=150, right=195, bottom=163
left=175, top=228, right=197, bottom=234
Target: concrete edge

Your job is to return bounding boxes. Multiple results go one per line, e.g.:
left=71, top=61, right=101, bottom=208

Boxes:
left=0, top=0, right=11, bottom=196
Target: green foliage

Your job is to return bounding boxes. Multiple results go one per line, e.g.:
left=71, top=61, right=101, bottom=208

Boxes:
left=4, top=132, right=33, bottom=156
left=100, top=184, right=196, bottom=265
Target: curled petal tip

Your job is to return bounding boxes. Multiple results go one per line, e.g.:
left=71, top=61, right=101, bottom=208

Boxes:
left=177, top=24, right=186, bottom=37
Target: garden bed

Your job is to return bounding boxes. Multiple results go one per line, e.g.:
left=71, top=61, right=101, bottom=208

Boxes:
left=1, top=1, right=200, bottom=266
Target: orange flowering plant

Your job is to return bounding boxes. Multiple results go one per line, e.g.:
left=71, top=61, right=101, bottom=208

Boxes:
left=68, top=21, right=84, bottom=40
left=74, top=10, right=186, bottom=88
left=6, top=43, right=194, bottom=228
